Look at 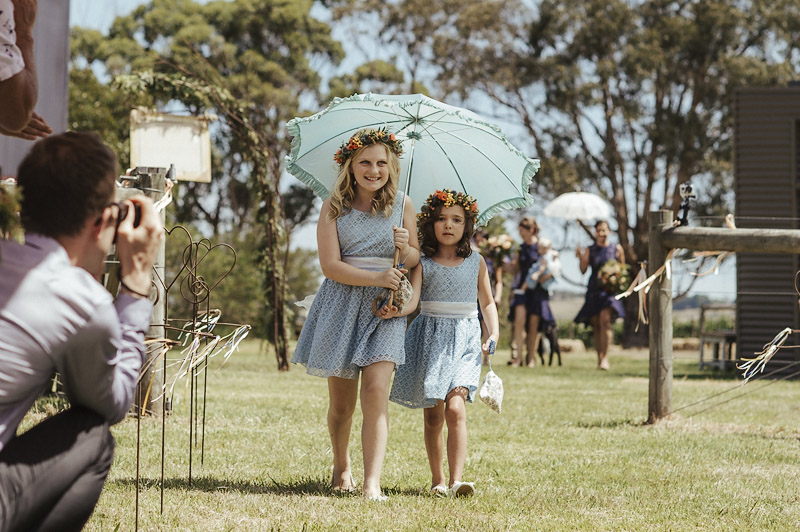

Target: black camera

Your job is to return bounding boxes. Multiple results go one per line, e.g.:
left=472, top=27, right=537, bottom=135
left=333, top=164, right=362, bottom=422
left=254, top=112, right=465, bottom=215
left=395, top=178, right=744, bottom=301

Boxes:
left=114, top=203, right=142, bottom=243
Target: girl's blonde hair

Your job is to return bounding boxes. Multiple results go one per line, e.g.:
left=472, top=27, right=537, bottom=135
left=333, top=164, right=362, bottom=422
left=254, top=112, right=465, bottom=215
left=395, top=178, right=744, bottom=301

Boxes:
left=327, top=138, right=402, bottom=222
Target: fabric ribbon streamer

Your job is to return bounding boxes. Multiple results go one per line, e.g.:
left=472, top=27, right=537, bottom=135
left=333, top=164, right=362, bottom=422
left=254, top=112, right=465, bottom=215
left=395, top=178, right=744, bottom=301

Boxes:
left=153, top=179, right=174, bottom=212
left=615, top=263, right=649, bottom=331
left=615, top=250, right=676, bottom=331
left=738, top=327, right=792, bottom=384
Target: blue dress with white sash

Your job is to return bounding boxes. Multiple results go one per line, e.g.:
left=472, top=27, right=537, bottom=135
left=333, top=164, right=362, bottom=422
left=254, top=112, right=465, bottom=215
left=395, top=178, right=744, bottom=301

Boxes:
left=291, top=193, right=407, bottom=379
left=390, top=253, right=482, bottom=408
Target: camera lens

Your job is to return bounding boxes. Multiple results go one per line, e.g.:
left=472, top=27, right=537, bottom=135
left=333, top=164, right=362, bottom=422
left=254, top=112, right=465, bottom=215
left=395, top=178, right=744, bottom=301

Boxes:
left=113, top=203, right=142, bottom=243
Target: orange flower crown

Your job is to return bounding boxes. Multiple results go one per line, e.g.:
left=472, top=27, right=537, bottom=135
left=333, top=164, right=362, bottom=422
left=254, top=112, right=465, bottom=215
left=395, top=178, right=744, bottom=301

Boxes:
left=417, top=189, right=479, bottom=223
left=333, top=128, right=403, bottom=166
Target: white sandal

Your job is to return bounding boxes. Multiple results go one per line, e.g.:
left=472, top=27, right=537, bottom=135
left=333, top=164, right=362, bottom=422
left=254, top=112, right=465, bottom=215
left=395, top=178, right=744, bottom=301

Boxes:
left=449, top=481, right=475, bottom=498
left=430, top=484, right=448, bottom=497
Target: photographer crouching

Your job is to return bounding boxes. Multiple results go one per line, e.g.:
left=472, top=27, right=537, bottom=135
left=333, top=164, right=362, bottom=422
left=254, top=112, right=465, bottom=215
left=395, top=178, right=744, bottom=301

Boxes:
left=0, top=131, right=163, bottom=531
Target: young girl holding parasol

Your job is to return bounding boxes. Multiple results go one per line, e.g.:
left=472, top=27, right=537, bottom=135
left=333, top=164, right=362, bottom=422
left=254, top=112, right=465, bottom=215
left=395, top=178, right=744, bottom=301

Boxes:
left=291, top=129, right=420, bottom=500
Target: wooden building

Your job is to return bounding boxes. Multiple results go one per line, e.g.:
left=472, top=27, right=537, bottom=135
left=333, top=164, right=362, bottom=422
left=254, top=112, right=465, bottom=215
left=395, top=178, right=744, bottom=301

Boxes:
left=734, top=86, right=800, bottom=372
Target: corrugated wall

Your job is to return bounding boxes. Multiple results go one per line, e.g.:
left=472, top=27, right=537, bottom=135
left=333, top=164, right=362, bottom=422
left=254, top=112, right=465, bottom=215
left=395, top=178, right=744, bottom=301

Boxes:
left=734, top=88, right=800, bottom=372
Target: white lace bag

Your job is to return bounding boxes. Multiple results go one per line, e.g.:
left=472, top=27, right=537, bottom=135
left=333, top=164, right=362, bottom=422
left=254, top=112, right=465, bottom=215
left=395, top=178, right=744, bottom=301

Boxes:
left=478, top=344, right=503, bottom=414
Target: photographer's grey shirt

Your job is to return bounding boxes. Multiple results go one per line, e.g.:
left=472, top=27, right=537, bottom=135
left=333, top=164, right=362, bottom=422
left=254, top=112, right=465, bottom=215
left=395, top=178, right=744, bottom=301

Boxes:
left=0, top=234, right=152, bottom=452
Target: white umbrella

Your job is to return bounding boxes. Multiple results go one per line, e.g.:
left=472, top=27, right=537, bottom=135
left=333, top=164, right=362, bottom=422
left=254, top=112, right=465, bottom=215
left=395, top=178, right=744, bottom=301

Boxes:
left=543, top=191, right=612, bottom=221
left=543, top=191, right=614, bottom=244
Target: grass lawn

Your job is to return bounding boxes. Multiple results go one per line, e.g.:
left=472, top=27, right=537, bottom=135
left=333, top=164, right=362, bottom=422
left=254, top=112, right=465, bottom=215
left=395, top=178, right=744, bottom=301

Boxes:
left=48, top=340, right=800, bottom=531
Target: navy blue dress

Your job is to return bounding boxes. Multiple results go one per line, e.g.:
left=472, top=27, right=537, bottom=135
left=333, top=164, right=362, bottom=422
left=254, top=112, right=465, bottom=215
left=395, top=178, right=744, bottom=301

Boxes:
left=509, top=242, right=539, bottom=317
left=574, top=243, right=626, bottom=324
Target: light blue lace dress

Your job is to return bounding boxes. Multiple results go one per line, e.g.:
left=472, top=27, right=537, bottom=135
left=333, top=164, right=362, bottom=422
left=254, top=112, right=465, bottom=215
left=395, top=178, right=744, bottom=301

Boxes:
left=291, top=193, right=407, bottom=379
left=390, top=252, right=482, bottom=408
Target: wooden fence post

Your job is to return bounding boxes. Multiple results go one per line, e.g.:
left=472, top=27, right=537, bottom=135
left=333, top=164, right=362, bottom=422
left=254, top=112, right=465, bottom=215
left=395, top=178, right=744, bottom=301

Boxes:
left=116, top=168, right=167, bottom=416
left=648, top=210, right=673, bottom=422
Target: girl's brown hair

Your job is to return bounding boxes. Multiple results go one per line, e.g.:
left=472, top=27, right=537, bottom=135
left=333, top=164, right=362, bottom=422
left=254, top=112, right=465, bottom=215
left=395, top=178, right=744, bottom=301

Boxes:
left=418, top=203, right=474, bottom=259
left=518, top=215, right=540, bottom=236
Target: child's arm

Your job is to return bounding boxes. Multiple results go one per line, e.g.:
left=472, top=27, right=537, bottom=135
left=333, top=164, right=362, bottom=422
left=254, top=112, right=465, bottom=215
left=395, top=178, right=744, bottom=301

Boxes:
left=378, top=263, right=422, bottom=320
left=535, top=258, right=556, bottom=284
left=493, top=265, right=503, bottom=305
left=477, top=257, right=500, bottom=353
left=318, top=199, right=406, bottom=289
left=530, top=257, right=547, bottom=282
left=394, top=197, right=421, bottom=269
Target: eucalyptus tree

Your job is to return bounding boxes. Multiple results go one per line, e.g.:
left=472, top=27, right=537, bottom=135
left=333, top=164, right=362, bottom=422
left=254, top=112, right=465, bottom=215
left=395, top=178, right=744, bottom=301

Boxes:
left=333, top=0, right=799, bottom=344
left=70, top=0, right=344, bottom=368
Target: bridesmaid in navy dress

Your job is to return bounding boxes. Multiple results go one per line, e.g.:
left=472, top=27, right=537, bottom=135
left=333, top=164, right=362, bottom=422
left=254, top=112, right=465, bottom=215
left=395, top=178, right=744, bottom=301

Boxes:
left=574, top=220, right=626, bottom=370
left=509, top=217, right=541, bottom=366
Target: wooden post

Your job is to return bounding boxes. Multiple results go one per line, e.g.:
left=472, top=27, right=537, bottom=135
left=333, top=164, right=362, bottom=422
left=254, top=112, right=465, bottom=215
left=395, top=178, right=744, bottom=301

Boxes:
left=116, top=168, right=167, bottom=416
left=648, top=210, right=673, bottom=422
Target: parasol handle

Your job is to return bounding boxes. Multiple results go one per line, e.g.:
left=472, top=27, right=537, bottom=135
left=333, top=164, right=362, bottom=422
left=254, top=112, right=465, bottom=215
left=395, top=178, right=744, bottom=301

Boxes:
left=577, top=219, right=597, bottom=243
left=386, top=248, right=401, bottom=308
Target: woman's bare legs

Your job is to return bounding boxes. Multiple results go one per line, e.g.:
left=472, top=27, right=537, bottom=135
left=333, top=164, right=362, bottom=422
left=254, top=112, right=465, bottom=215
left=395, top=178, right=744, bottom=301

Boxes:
left=423, top=402, right=446, bottom=489
left=590, top=315, right=601, bottom=367
left=444, top=387, right=469, bottom=486
left=526, top=314, right=541, bottom=367
left=590, top=310, right=613, bottom=369
left=327, top=376, right=358, bottom=490
left=360, top=361, right=395, bottom=498
left=511, top=304, right=527, bottom=367
left=597, top=308, right=613, bottom=369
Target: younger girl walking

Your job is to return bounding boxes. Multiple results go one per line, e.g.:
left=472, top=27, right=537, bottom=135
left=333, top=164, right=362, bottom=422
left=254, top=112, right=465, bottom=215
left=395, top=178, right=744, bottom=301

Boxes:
left=389, top=189, right=499, bottom=498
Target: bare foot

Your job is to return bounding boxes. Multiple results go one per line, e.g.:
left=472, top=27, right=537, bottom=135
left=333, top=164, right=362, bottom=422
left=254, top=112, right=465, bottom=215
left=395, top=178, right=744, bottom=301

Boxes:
left=598, top=357, right=610, bottom=371
left=332, top=470, right=356, bottom=492
left=362, top=485, right=384, bottom=499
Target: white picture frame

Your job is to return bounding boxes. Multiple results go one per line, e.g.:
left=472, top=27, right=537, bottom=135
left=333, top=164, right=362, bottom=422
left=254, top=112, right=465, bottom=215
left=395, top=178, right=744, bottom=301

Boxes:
left=130, top=109, right=212, bottom=183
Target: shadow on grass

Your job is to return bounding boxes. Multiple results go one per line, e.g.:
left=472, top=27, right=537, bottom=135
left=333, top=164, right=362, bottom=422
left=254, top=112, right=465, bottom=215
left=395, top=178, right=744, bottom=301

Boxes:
left=572, top=418, right=644, bottom=429
left=109, top=476, right=424, bottom=497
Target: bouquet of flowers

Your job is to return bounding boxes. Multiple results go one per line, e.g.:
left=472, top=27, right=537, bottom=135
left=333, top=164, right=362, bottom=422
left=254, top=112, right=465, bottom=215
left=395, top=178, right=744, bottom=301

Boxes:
left=479, top=233, right=515, bottom=265
left=597, top=259, right=631, bottom=294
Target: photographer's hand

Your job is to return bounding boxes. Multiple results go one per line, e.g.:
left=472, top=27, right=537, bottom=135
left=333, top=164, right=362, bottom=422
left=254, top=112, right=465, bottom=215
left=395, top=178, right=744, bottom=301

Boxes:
left=116, top=196, right=163, bottom=298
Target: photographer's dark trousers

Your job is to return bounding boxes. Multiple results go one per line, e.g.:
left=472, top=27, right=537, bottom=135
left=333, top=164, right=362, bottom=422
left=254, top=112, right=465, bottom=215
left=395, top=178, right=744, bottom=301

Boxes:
left=0, top=407, right=115, bottom=532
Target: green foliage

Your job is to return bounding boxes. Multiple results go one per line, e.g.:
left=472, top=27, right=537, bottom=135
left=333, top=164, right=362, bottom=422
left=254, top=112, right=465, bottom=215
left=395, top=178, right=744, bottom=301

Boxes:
left=70, top=1, right=350, bottom=367
left=163, top=228, right=320, bottom=340
left=334, top=1, right=799, bottom=350
left=673, top=320, right=698, bottom=339
left=70, top=0, right=344, bottom=234
left=340, top=0, right=798, bottom=264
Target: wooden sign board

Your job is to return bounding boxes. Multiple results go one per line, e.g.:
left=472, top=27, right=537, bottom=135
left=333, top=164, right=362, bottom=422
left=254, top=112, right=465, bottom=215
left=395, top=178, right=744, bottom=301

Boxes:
left=130, top=109, right=212, bottom=183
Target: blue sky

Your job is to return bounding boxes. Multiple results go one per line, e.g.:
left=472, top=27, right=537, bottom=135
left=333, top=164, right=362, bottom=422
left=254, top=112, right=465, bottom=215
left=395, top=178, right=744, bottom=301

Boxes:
left=67, top=0, right=737, bottom=301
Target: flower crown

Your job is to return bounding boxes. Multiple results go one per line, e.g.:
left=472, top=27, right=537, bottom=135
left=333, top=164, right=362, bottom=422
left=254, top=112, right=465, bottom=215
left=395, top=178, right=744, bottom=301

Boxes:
left=417, top=189, right=479, bottom=223
left=333, top=128, right=403, bottom=166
